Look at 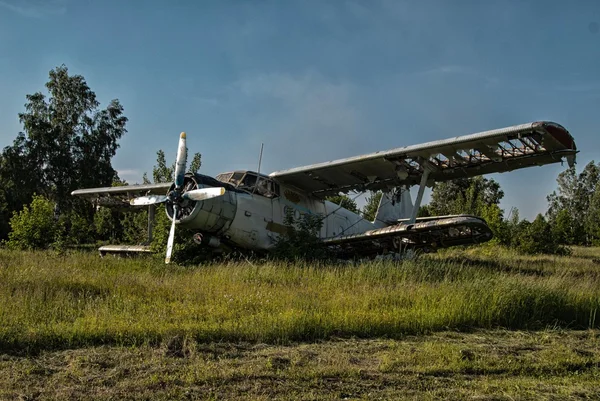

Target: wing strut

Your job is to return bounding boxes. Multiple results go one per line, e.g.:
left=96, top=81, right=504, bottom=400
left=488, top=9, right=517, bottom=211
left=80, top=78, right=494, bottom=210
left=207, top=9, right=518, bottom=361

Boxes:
left=408, top=166, right=432, bottom=224
left=147, top=204, right=155, bottom=243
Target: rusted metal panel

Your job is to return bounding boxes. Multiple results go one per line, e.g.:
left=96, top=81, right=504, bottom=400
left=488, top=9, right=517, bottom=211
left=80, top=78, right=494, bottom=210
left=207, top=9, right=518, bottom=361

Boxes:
left=323, top=215, right=493, bottom=258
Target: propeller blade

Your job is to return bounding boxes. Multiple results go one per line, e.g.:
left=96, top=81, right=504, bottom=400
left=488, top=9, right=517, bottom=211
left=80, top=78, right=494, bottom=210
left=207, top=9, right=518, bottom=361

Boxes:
left=174, top=132, right=187, bottom=189
left=182, top=187, right=226, bottom=201
left=129, top=195, right=168, bottom=206
left=165, top=204, right=178, bottom=264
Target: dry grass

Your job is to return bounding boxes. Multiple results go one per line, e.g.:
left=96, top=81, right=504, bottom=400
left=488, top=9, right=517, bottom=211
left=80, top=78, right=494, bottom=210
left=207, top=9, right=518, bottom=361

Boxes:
left=1, top=330, right=598, bottom=400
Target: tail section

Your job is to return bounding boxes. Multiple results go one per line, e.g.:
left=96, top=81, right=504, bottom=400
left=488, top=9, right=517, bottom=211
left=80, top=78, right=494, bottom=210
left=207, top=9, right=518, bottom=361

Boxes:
left=374, top=187, right=413, bottom=225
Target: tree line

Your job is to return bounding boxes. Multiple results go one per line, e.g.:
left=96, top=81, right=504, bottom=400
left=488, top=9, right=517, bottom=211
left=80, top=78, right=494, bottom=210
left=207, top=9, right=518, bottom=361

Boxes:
left=2, top=66, right=597, bottom=257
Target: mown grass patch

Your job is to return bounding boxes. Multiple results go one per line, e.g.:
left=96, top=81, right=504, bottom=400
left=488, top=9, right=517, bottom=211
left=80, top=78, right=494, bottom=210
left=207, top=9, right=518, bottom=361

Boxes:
left=1, top=330, right=598, bottom=400
left=1, top=247, right=599, bottom=353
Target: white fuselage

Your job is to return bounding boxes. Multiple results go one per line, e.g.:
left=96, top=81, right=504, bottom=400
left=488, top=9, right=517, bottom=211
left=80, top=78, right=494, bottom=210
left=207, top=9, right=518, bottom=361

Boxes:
left=177, top=181, right=384, bottom=251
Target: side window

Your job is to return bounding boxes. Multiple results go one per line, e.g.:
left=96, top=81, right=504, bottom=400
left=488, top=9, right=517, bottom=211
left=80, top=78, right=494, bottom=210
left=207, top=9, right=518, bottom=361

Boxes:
left=255, top=178, right=279, bottom=198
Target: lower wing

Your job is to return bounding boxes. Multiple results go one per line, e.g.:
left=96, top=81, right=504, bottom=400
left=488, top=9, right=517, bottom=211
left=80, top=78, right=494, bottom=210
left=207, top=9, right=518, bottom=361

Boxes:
left=323, top=215, right=493, bottom=258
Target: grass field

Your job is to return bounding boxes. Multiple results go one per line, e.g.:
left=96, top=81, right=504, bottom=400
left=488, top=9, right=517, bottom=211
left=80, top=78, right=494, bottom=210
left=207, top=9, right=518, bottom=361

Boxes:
left=0, top=246, right=599, bottom=399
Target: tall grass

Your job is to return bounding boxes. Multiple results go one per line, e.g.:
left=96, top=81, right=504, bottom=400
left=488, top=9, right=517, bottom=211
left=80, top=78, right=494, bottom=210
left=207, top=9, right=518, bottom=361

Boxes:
left=0, top=247, right=599, bottom=353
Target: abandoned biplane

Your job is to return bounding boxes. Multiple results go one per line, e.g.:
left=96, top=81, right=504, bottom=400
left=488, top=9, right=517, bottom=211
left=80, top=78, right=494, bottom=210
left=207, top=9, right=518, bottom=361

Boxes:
left=72, top=121, right=577, bottom=263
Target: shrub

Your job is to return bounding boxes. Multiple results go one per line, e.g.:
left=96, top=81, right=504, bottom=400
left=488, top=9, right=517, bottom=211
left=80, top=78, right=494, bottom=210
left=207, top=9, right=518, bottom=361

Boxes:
left=517, top=214, right=571, bottom=256
left=6, top=195, right=60, bottom=250
left=270, top=207, right=332, bottom=262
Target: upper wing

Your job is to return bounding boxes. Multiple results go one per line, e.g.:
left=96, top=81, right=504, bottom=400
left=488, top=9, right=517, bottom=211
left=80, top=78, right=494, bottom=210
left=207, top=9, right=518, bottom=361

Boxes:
left=269, top=121, right=577, bottom=197
left=71, top=183, right=172, bottom=207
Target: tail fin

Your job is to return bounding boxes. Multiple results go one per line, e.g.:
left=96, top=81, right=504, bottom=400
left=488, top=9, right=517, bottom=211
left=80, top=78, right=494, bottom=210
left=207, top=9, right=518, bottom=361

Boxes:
left=374, top=187, right=413, bottom=225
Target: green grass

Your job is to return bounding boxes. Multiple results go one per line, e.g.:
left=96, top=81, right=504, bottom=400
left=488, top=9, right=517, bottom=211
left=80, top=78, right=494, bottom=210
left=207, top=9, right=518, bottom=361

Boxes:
left=1, top=246, right=599, bottom=353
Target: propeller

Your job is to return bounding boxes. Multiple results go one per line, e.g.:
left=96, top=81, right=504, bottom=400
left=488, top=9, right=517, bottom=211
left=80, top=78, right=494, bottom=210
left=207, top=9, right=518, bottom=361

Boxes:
left=128, top=132, right=226, bottom=264
left=129, top=187, right=225, bottom=206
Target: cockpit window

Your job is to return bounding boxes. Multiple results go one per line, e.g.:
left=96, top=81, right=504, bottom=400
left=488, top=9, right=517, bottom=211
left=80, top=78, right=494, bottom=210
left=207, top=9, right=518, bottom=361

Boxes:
left=240, top=173, right=258, bottom=188
left=215, top=172, right=232, bottom=183
left=229, top=172, right=245, bottom=186
left=215, top=171, right=280, bottom=198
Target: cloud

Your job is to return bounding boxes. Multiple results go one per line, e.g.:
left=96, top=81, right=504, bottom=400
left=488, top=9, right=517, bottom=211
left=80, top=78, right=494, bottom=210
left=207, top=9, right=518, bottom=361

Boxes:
left=116, top=169, right=143, bottom=184
left=415, top=64, right=499, bottom=88
left=418, top=65, right=476, bottom=76
left=553, top=82, right=600, bottom=93
left=0, top=0, right=67, bottom=18
left=224, top=71, right=366, bottom=173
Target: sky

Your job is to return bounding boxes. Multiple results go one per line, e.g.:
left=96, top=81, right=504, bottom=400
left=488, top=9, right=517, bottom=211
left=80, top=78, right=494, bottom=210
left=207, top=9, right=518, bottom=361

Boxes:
left=0, top=0, right=599, bottom=219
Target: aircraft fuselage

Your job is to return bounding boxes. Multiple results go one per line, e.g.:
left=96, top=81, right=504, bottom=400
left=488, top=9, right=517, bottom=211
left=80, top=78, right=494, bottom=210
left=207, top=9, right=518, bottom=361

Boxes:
left=171, top=171, right=381, bottom=251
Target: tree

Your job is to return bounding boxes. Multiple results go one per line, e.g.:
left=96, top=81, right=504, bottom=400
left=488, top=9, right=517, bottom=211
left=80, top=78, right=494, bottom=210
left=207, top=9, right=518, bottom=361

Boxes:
left=586, top=187, right=600, bottom=245
left=546, top=161, right=600, bottom=245
left=325, top=194, right=359, bottom=214
left=517, top=214, right=570, bottom=255
left=428, top=177, right=504, bottom=216
left=143, top=148, right=202, bottom=185
left=362, top=191, right=382, bottom=222
left=189, top=152, right=202, bottom=174
left=3, top=65, right=127, bottom=209
left=152, top=150, right=173, bottom=183
left=0, top=65, right=127, bottom=240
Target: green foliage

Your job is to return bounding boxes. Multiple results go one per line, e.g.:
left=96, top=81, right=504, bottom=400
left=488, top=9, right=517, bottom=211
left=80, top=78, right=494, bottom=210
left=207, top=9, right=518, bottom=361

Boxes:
left=189, top=152, right=202, bottom=174
left=362, top=191, right=382, bottom=222
left=325, top=194, right=359, bottom=214
left=93, top=207, right=120, bottom=242
left=150, top=210, right=213, bottom=265
left=516, top=214, right=570, bottom=256
left=66, top=210, right=94, bottom=245
left=271, top=208, right=332, bottom=262
left=149, top=148, right=203, bottom=184
left=152, top=150, right=173, bottom=183
left=121, top=210, right=149, bottom=244
left=547, top=161, right=600, bottom=245
left=6, top=195, right=60, bottom=250
left=0, top=65, right=127, bottom=242
left=429, top=177, right=503, bottom=216
left=585, top=186, right=600, bottom=245
left=2, top=65, right=127, bottom=211
left=417, top=204, right=431, bottom=218
left=551, top=208, right=577, bottom=245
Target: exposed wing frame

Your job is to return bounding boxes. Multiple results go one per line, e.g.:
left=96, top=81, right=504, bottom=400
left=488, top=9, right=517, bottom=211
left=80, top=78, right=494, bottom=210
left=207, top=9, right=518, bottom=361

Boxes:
left=269, top=121, right=577, bottom=197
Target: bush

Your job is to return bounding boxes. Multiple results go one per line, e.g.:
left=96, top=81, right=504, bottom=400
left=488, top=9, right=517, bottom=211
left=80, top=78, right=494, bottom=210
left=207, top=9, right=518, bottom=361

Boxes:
left=270, top=208, right=332, bottom=262
left=517, top=214, right=571, bottom=256
left=121, top=210, right=149, bottom=244
left=93, top=207, right=120, bottom=242
left=6, top=195, right=61, bottom=250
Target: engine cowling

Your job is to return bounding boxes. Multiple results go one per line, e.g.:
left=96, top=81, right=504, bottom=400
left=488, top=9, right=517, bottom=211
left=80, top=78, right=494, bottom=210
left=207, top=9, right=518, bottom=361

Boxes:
left=165, top=173, right=237, bottom=234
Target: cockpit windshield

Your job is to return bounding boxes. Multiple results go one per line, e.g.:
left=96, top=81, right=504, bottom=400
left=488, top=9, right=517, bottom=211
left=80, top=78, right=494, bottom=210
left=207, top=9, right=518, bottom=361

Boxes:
left=215, top=171, right=280, bottom=198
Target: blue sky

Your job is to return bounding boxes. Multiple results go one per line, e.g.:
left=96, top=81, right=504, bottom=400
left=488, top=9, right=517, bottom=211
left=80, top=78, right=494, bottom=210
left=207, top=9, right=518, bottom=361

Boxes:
left=1, top=0, right=599, bottom=219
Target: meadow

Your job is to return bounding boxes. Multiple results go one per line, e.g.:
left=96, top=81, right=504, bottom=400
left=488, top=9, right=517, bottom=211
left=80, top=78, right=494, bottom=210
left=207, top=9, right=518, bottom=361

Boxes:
left=0, top=246, right=599, bottom=399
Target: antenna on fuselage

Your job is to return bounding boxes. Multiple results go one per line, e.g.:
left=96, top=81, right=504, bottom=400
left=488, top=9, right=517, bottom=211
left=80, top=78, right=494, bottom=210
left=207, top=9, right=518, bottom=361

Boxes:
left=252, top=142, right=264, bottom=195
